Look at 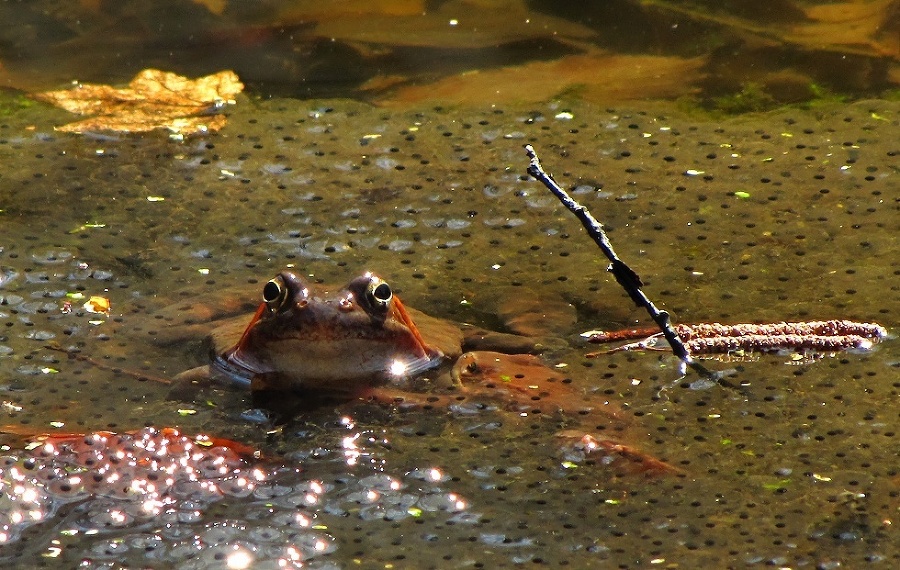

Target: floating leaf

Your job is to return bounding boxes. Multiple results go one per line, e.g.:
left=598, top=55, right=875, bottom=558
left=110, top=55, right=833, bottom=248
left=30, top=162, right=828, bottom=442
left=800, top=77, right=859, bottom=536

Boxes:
left=33, top=69, right=243, bottom=135
left=68, top=222, right=106, bottom=234
left=763, top=478, right=792, bottom=491
left=83, top=296, right=110, bottom=314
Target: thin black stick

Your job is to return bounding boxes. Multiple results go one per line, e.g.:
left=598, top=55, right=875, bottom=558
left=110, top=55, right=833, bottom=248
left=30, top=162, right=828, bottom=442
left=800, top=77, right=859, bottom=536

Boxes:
left=524, top=144, right=716, bottom=380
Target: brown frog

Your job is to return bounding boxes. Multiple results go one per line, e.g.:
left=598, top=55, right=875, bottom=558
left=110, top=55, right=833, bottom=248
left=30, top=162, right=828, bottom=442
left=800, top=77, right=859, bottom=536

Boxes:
left=160, top=270, right=674, bottom=474
left=166, top=271, right=541, bottom=393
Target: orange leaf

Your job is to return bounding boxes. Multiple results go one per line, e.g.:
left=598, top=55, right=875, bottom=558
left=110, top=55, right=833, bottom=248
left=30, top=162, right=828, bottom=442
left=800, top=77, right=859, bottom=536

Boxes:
left=32, top=69, right=244, bottom=135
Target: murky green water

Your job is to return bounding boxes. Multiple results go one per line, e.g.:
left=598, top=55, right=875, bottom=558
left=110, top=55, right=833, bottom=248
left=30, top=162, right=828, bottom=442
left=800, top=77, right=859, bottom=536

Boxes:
left=2, top=93, right=897, bottom=569
left=1, top=1, right=899, bottom=568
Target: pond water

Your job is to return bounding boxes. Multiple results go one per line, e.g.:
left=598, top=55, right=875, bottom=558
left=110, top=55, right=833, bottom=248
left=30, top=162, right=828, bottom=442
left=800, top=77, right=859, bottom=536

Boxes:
left=1, top=1, right=898, bottom=568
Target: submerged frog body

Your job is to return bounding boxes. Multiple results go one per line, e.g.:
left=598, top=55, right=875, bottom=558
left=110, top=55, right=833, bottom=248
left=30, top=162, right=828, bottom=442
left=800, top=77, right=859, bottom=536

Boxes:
left=168, top=270, right=674, bottom=475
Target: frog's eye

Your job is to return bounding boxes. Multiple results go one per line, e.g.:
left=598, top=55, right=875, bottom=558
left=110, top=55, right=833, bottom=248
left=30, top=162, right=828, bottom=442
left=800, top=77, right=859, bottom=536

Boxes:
left=263, top=276, right=288, bottom=311
left=368, top=279, right=393, bottom=307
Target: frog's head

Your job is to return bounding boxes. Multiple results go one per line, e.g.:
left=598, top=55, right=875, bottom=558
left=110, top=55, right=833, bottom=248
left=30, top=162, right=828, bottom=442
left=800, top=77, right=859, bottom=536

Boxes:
left=224, top=271, right=442, bottom=390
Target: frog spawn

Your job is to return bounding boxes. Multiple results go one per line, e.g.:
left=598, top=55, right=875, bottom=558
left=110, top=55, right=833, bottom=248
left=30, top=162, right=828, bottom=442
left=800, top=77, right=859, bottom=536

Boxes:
left=1, top=428, right=282, bottom=558
left=0, top=426, right=470, bottom=567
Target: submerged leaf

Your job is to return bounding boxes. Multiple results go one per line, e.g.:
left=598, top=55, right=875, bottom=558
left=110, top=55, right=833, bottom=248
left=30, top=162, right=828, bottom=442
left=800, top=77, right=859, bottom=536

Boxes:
left=643, top=0, right=899, bottom=59
left=289, top=0, right=595, bottom=51
left=33, top=69, right=244, bottom=135
left=191, top=0, right=227, bottom=15
left=787, top=0, right=899, bottom=57
left=371, top=52, right=705, bottom=106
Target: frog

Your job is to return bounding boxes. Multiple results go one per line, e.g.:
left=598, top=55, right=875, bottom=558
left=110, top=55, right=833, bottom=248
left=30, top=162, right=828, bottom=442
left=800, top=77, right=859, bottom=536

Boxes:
left=150, top=270, right=675, bottom=475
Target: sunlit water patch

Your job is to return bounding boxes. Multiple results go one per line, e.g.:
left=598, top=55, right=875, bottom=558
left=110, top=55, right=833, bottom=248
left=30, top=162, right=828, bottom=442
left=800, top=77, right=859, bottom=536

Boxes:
left=0, top=426, right=470, bottom=568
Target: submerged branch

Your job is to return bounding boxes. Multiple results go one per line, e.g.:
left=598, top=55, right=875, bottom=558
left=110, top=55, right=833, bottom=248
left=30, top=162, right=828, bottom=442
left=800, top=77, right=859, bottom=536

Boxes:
left=45, top=343, right=172, bottom=385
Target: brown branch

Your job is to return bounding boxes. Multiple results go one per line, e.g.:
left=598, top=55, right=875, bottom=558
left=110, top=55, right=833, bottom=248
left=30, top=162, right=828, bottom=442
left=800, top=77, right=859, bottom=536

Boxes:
left=587, top=320, right=887, bottom=343
left=586, top=320, right=887, bottom=357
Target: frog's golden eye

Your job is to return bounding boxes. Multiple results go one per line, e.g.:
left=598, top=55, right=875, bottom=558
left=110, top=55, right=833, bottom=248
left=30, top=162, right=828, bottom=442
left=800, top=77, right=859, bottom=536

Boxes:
left=263, top=276, right=288, bottom=311
left=368, top=279, right=393, bottom=307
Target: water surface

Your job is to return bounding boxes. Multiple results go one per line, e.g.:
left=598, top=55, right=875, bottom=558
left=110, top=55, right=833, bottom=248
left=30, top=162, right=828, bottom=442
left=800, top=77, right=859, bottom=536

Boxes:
left=1, top=1, right=898, bottom=568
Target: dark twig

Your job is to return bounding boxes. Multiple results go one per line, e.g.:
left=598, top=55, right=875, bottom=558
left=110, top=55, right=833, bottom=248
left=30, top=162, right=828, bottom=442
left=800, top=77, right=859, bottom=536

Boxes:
left=524, top=144, right=717, bottom=380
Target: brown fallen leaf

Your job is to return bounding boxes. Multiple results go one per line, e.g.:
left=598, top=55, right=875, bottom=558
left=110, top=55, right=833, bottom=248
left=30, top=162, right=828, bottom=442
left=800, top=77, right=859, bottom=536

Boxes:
left=32, top=69, right=244, bottom=135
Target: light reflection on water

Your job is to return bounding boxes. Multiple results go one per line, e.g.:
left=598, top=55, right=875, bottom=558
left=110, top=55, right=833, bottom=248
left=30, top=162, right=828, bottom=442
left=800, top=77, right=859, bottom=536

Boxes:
left=0, top=425, right=469, bottom=567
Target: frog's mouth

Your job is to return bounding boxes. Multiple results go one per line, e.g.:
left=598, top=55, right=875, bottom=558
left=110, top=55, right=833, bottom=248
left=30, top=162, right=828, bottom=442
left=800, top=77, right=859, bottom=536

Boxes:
left=219, top=336, right=443, bottom=389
